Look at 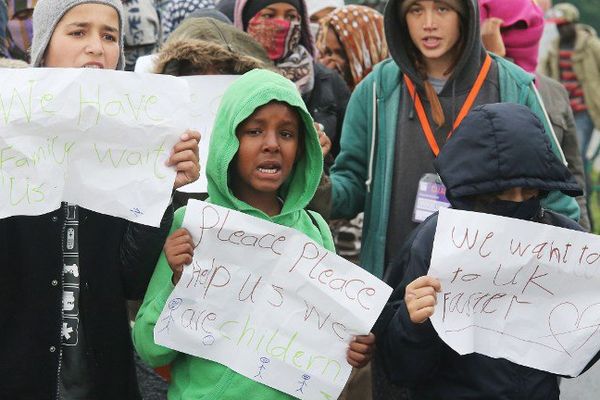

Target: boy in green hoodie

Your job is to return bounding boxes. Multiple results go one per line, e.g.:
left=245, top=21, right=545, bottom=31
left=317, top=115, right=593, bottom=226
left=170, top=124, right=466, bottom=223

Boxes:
left=133, top=69, right=374, bottom=399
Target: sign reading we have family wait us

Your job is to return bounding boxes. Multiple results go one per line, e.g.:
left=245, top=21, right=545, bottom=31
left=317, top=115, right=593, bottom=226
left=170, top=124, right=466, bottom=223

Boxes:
left=155, top=200, right=393, bottom=400
left=429, top=208, right=600, bottom=377
left=0, top=68, right=237, bottom=226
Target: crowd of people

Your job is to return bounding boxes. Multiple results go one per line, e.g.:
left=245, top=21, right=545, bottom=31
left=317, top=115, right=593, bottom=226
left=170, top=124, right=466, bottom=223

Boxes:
left=1, top=0, right=600, bottom=399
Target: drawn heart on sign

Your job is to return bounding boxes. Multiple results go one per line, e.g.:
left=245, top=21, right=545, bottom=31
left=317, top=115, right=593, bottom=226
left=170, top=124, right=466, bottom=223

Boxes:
left=548, top=302, right=600, bottom=357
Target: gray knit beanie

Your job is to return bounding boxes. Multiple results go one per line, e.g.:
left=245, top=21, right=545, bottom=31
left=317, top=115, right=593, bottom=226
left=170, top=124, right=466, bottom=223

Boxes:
left=31, top=0, right=125, bottom=69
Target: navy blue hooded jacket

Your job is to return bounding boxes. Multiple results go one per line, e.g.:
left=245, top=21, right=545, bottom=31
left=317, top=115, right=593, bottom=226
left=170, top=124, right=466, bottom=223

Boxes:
left=377, top=103, right=597, bottom=400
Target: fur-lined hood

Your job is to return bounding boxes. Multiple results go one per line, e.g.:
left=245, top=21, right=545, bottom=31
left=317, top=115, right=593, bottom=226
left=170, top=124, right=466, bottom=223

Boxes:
left=153, top=17, right=272, bottom=75
left=0, top=57, right=28, bottom=68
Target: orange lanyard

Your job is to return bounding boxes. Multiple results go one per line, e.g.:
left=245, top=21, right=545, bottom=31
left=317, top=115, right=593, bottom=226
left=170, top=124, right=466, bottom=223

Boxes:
left=404, top=54, right=492, bottom=157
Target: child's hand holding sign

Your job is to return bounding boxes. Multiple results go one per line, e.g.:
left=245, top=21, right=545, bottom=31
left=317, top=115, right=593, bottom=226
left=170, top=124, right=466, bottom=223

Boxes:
left=405, top=276, right=442, bottom=324
left=164, top=228, right=194, bottom=285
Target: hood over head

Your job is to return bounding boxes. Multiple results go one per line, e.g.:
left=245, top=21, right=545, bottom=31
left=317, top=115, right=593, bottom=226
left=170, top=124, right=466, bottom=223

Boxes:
left=384, top=0, right=484, bottom=93
left=234, top=0, right=315, bottom=56
left=317, top=5, right=388, bottom=88
left=434, top=103, right=582, bottom=210
left=479, top=0, right=544, bottom=73
left=215, top=0, right=236, bottom=21
left=547, top=2, right=579, bottom=25
left=207, top=68, right=323, bottom=219
left=186, top=8, right=232, bottom=24
left=154, top=17, right=271, bottom=75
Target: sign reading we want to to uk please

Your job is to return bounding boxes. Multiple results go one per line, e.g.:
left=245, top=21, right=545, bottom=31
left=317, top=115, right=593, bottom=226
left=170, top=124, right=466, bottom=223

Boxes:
left=430, top=208, right=600, bottom=377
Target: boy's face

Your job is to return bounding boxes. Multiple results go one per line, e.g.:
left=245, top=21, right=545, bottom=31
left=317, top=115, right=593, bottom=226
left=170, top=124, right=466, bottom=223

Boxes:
left=233, top=101, right=301, bottom=202
left=405, top=1, right=461, bottom=67
left=43, top=3, right=119, bottom=69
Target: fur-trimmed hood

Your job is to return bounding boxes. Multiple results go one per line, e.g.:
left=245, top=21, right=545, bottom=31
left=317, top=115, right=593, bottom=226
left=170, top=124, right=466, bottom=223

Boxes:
left=154, top=17, right=272, bottom=75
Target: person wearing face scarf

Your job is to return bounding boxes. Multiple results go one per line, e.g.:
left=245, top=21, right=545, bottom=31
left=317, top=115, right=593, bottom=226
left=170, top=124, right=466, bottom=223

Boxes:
left=479, top=0, right=590, bottom=232
left=376, top=102, right=598, bottom=400
left=234, top=0, right=351, bottom=160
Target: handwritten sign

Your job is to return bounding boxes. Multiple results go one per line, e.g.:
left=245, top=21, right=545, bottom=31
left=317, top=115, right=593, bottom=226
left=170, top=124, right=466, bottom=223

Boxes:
left=0, top=69, right=238, bottom=225
left=155, top=200, right=392, bottom=399
left=429, top=208, right=600, bottom=376
left=177, top=75, right=238, bottom=194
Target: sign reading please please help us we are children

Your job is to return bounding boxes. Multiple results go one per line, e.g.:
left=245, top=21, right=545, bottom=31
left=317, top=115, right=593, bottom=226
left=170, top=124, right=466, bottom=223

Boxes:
left=155, top=200, right=393, bottom=399
left=429, top=208, right=600, bottom=376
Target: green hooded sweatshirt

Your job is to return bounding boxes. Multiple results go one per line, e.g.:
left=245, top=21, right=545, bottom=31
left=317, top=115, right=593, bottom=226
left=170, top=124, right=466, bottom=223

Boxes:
left=133, top=69, right=334, bottom=400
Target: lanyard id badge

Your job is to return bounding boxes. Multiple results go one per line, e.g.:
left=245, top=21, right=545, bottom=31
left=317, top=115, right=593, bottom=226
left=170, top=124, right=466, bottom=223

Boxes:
left=413, top=173, right=451, bottom=223
left=404, top=54, right=492, bottom=157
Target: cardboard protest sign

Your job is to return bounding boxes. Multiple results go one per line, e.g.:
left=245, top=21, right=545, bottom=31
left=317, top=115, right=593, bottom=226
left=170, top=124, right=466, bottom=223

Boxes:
left=429, top=208, right=600, bottom=376
left=177, top=75, right=238, bottom=194
left=155, top=200, right=393, bottom=399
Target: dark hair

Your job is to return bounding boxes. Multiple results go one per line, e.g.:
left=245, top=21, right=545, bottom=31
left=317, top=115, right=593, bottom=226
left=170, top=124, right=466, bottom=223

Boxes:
left=242, top=0, right=301, bottom=29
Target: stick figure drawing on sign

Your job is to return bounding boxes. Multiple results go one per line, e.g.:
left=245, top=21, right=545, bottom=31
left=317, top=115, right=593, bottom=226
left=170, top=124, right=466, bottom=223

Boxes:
left=254, top=357, right=270, bottom=379
left=296, top=374, right=310, bottom=393
left=158, top=298, right=183, bottom=333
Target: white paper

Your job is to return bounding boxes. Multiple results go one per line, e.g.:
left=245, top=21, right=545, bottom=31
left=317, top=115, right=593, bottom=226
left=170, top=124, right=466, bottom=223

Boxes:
left=429, top=208, right=600, bottom=376
left=155, top=200, right=393, bottom=399
left=177, top=75, right=238, bottom=194
left=0, top=69, right=240, bottom=226
left=0, top=68, right=192, bottom=226
left=134, top=54, right=158, bottom=73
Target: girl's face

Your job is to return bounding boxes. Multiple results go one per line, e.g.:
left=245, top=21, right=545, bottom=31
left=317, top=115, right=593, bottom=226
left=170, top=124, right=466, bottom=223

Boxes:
left=44, top=3, right=119, bottom=69
left=254, top=2, right=300, bottom=23
left=405, top=1, right=461, bottom=71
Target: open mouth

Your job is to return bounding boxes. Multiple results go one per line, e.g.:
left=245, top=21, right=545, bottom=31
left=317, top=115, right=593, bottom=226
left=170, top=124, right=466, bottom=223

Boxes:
left=82, top=62, right=104, bottom=69
left=257, top=161, right=282, bottom=175
left=422, top=36, right=442, bottom=48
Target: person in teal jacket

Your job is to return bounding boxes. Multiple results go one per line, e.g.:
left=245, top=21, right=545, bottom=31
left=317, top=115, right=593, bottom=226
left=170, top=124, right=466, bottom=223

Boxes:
left=330, top=0, right=581, bottom=282
left=133, top=69, right=375, bottom=400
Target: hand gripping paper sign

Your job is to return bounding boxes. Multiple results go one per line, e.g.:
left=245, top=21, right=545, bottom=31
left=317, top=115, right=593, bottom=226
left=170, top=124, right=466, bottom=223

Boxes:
left=154, top=200, right=393, bottom=399
left=0, top=68, right=190, bottom=226
left=429, top=208, right=600, bottom=376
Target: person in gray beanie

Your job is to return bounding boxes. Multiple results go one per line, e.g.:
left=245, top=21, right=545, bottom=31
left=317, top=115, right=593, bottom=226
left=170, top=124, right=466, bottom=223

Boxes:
left=0, top=0, right=201, bottom=398
left=30, top=0, right=125, bottom=68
